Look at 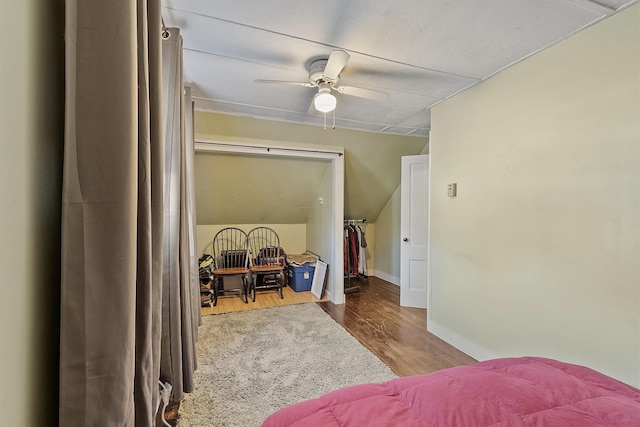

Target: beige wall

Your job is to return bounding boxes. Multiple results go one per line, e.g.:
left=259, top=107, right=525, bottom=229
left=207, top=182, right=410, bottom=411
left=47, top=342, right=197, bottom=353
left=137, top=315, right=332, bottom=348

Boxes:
left=306, top=164, right=335, bottom=295
left=307, top=163, right=334, bottom=261
left=194, top=104, right=426, bottom=284
left=197, top=224, right=307, bottom=256
left=194, top=150, right=331, bottom=225
left=195, top=112, right=426, bottom=222
left=373, top=187, right=401, bottom=284
left=0, top=0, right=64, bottom=424
left=429, top=5, right=639, bottom=386
left=373, top=139, right=430, bottom=283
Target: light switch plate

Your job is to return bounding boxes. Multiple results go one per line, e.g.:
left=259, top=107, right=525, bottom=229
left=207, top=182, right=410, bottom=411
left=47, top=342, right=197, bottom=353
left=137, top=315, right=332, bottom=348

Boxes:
left=447, top=183, right=457, bottom=197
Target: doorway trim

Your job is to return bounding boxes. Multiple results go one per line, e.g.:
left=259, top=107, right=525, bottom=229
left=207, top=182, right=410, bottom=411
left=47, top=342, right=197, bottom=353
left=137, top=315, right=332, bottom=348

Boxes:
left=195, top=139, right=345, bottom=304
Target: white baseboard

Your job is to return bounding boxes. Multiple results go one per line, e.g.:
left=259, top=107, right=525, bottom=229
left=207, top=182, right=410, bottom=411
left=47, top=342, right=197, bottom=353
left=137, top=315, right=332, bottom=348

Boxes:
left=373, top=270, right=400, bottom=286
left=427, top=319, right=500, bottom=362
left=326, top=288, right=343, bottom=305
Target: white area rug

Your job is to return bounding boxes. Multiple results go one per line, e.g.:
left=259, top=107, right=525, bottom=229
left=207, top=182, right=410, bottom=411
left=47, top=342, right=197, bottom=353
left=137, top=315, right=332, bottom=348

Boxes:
left=177, top=303, right=397, bottom=426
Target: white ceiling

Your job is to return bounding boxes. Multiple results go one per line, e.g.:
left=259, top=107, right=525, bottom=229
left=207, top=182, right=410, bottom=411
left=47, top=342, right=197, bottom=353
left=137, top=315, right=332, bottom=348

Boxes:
left=162, top=0, right=635, bottom=137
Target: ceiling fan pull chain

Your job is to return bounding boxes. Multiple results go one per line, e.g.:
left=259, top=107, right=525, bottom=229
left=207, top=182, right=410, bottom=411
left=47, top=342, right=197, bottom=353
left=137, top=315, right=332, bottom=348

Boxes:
left=333, top=109, right=336, bottom=129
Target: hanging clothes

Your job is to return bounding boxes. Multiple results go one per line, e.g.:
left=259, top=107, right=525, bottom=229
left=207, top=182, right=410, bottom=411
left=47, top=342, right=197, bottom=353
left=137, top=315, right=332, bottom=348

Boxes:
left=356, top=225, right=368, bottom=276
left=350, top=225, right=359, bottom=275
left=343, top=228, right=348, bottom=276
left=344, top=221, right=367, bottom=278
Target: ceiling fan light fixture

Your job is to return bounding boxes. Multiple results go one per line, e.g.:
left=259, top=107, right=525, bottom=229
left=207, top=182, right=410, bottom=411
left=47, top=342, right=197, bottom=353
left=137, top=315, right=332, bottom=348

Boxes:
left=314, top=88, right=337, bottom=113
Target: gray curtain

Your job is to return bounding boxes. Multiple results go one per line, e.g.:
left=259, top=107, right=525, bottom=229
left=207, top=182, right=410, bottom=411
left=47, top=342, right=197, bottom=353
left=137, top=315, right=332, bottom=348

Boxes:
left=60, top=3, right=198, bottom=426
left=160, top=27, right=200, bottom=402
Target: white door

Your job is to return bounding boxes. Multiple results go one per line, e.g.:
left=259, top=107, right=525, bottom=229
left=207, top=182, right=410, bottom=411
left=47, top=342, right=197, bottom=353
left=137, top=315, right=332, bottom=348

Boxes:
left=400, top=154, right=429, bottom=308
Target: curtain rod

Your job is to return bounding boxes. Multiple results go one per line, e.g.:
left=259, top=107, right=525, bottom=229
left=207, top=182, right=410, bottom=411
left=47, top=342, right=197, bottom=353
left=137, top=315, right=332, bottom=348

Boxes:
left=161, top=16, right=170, bottom=39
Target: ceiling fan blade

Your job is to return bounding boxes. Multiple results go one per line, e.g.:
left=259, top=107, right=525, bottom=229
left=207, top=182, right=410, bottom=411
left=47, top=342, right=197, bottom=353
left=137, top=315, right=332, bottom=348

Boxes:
left=254, top=79, right=314, bottom=87
left=323, top=50, right=350, bottom=80
left=335, top=85, right=389, bottom=102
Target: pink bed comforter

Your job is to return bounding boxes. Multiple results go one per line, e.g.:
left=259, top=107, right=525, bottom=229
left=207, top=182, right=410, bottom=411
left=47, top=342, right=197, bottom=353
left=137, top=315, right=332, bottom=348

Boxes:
left=262, top=357, right=640, bottom=426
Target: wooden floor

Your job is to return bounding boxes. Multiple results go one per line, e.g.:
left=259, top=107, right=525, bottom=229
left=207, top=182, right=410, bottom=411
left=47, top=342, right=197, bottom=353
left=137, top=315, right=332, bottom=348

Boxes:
left=164, top=276, right=476, bottom=425
left=319, top=276, right=477, bottom=377
left=201, top=284, right=327, bottom=315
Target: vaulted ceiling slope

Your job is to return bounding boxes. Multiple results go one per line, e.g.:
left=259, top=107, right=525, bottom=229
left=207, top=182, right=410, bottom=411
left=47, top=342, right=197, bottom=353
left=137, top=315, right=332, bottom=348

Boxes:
left=194, top=112, right=427, bottom=225
left=162, top=0, right=635, bottom=137
left=195, top=153, right=331, bottom=225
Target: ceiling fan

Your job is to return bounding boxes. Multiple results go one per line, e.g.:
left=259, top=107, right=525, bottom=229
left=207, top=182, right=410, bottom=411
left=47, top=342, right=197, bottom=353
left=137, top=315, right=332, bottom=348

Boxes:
left=255, top=50, right=389, bottom=114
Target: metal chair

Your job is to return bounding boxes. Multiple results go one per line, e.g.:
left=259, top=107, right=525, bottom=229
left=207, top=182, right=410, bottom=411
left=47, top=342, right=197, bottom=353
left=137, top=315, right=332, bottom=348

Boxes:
left=247, top=227, right=286, bottom=301
left=211, top=227, right=250, bottom=305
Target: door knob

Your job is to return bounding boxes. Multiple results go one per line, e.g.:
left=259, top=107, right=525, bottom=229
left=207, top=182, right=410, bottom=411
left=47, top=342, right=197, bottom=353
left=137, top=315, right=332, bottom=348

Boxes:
left=403, top=237, right=408, bottom=242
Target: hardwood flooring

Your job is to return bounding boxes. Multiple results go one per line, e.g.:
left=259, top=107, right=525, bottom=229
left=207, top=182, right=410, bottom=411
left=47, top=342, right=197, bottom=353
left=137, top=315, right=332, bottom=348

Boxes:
left=319, top=276, right=476, bottom=377
left=164, top=276, right=476, bottom=425
left=201, top=284, right=327, bottom=315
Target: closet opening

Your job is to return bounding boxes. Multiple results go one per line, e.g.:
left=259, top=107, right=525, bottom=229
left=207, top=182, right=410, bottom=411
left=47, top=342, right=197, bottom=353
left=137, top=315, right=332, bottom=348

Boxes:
left=194, top=139, right=345, bottom=305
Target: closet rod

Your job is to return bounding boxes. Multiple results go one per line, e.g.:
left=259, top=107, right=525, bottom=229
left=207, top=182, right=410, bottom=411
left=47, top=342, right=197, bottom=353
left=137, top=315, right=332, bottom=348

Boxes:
left=344, top=219, right=366, bottom=224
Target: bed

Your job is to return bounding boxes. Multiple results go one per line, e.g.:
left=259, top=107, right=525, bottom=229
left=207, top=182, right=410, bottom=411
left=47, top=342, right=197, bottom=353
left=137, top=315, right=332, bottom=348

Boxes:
left=262, top=357, right=640, bottom=426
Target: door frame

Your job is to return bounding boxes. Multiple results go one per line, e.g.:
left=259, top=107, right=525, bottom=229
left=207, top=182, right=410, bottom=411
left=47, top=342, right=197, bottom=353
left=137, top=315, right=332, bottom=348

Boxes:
left=194, top=139, right=345, bottom=304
